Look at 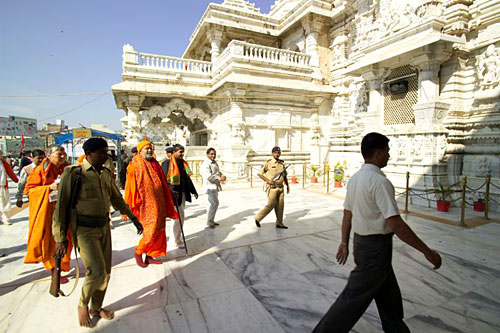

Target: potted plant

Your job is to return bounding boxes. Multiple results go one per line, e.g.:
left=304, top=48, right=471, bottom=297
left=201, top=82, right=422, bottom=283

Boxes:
left=425, top=182, right=454, bottom=212
left=473, top=198, right=485, bottom=212
left=333, top=162, right=344, bottom=188
left=309, top=165, right=322, bottom=183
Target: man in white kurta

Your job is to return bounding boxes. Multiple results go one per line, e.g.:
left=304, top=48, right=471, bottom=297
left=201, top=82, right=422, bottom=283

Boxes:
left=200, top=148, right=226, bottom=228
left=0, top=151, right=19, bottom=225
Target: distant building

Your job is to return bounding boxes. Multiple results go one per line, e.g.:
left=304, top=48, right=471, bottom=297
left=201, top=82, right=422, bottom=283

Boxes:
left=0, top=115, right=43, bottom=154
left=38, top=120, right=68, bottom=149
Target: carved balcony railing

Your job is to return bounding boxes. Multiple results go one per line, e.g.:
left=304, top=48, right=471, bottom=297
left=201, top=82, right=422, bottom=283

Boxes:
left=121, top=41, right=313, bottom=87
left=214, top=40, right=312, bottom=72
left=137, top=53, right=212, bottom=74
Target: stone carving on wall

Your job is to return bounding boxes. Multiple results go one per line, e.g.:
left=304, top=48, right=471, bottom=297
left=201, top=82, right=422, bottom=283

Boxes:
left=184, top=107, right=210, bottom=122
left=231, top=120, right=246, bottom=144
left=331, top=35, right=347, bottom=67
left=376, top=3, right=414, bottom=37
left=411, top=135, right=424, bottom=161
left=349, top=0, right=444, bottom=53
left=476, top=45, right=500, bottom=91
left=477, top=156, right=492, bottom=176
left=349, top=82, right=367, bottom=113
left=398, top=137, right=408, bottom=161
left=415, top=0, right=444, bottom=20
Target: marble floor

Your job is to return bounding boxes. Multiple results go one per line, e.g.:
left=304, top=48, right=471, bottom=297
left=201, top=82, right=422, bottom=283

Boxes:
left=1, top=181, right=499, bottom=332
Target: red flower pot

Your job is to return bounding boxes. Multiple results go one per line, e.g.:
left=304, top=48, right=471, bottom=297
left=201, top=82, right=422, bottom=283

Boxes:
left=473, top=202, right=485, bottom=212
left=311, top=177, right=318, bottom=183
left=334, top=181, right=342, bottom=188
left=291, top=176, right=298, bottom=184
left=436, top=200, right=450, bottom=212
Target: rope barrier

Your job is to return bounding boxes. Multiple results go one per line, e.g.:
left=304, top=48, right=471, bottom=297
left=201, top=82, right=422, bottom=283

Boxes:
left=409, top=190, right=439, bottom=202
left=489, top=196, right=500, bottom=205
left=490, top=182, right=500, bottom=190
left=465, top=182, right=487, bottom=192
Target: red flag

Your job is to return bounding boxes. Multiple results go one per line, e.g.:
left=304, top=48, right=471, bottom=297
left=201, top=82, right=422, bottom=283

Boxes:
left=20, top=131, right=25, bottom=153
left=144, top=133, right=148, bottom=141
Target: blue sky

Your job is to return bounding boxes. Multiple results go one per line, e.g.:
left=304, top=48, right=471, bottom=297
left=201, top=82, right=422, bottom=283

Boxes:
left=0, top=0, right=277, bottom=131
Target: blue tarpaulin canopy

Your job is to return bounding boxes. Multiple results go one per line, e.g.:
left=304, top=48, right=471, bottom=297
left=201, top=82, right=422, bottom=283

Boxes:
left=55, top=129, right=123, bottom=145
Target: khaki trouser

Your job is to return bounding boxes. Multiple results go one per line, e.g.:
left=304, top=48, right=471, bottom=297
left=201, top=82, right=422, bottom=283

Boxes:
left=77, top=225, right=111, bottom=311
left=255, top=186, right=285, bottom=226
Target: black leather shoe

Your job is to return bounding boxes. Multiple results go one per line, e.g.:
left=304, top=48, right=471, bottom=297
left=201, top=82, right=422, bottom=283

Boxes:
left=255, top=220, right=261, bottom=228
left=276, top=225, right=288, bottom=229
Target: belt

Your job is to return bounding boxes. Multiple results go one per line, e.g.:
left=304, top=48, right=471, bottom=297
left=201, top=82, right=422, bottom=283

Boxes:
left=76, top=215, right=108, bottom=228
left=354, top=233, right=394, bottom=239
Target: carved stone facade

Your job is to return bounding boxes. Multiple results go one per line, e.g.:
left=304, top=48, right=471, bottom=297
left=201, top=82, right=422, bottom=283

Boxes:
left=113, top=0, right=500, bottom=210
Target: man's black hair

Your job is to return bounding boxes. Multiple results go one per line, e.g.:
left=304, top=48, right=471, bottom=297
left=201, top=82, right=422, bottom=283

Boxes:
left=361, top=132, right=390, bottom=159
left=82, top=137, right=108, bottom=154
left=172, top=144, right=184, bottom=152
left=32, top=149, right=45, bottom=157
left=206, top=147, right=216, bottom=154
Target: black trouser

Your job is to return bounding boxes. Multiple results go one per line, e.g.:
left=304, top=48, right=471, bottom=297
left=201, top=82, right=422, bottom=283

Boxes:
left=313, top=233, right=410, bottom=333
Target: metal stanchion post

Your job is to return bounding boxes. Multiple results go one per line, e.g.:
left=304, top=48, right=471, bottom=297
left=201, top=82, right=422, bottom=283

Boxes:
left=323, top=162, right=325, bottom=186
left=303, top=162, right=306, bottom=189
left=485, top=174, right=490, bottom=220
left=404, top=171, right=409, bottom=213
left=250, top=165, right=253, bottom=188
left=326, top=164, right=330, bottom=194
left=460, top=176, right=467, bottom=227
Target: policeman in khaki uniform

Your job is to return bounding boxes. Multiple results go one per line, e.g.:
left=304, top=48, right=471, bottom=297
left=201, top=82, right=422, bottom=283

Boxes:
left=53, top=138, right=143, bottom=328
left=254, top=146, right=290, bottom=229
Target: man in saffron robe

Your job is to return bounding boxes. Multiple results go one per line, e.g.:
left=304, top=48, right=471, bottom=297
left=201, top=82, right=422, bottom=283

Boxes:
left=0, top=150, right=19, bottom=225
left=124, top=141, right=178, bottom=267
left=24, top=145, right=72, bottom=281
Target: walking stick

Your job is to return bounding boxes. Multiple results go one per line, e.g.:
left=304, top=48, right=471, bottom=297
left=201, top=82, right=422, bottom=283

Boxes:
left=173, top=195, right=189, bottom=255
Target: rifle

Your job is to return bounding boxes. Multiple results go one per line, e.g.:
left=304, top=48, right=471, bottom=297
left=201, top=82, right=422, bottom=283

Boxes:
left=272, top=164, right=290, bottom=182
left=50, top=167, right=82, bottom=297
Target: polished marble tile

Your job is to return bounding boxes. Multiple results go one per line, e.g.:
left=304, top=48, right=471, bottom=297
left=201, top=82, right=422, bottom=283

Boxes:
left=406, top=279, right=500, bottom=333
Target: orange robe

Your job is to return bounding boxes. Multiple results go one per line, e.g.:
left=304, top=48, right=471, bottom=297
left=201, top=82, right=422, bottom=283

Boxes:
left=124, top=155, right=178, bottom=257
left=24, top=159, right=72, bottom=271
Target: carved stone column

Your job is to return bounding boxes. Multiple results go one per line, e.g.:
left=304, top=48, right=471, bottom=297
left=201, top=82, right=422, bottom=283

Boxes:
left=302, top=15, right=324, bottom=78
left=126, top=106, right=142, bottom=146
left=411, top=43, right=452, bottom=128
left=219, top=88, right=250, bottom=180
left=207, top=26, right=223, bottom=63
left=361, top=67, right=390, bottom=116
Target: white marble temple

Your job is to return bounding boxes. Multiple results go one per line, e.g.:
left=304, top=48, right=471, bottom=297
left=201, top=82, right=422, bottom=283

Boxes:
left=1, top=184, right=500, bottom=332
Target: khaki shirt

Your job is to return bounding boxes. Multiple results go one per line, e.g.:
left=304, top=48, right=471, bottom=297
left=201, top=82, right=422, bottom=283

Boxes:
left=259, top=158, right=286, bottom=186
left=52, top=158, right=135, bottom=243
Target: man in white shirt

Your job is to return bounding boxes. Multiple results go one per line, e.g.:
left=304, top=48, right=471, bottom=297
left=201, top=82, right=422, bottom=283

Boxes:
left=200, top=148, right=226, bottom=228
left=314, top=132, right=442, bottom=333
left=16, top=149, right=45, bottom=207
left=0, top=150, right=19, bottom=225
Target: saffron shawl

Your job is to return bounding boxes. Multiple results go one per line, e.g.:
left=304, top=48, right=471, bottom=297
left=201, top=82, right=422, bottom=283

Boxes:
left=167, top=158, right=192, bottom=185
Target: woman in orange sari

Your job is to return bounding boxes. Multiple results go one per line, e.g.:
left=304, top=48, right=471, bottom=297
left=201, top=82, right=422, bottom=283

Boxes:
left=24, top=145, right=72, bottom=282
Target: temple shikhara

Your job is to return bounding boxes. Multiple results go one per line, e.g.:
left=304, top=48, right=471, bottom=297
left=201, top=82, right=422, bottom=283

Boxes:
left=112, top=0, right=500, bottom=210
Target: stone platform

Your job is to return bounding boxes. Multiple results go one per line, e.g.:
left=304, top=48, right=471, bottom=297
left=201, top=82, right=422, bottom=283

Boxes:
left=1, top=182, right=499, bottom=332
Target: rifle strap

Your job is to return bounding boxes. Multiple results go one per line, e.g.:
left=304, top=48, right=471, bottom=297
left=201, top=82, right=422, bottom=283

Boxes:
left=58, top=247, right=80, bottom=297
